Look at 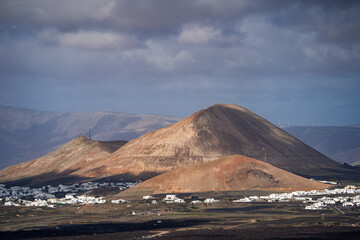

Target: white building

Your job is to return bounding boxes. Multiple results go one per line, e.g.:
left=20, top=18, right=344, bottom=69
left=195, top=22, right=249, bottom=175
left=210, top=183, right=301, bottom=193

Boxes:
left=111, top=199, right=128, bottom=204
left=204, top=198, right=219, bottom=203
left=163, top=195, right=177, bottom=203
left=174, top=198, right=185, bottom=203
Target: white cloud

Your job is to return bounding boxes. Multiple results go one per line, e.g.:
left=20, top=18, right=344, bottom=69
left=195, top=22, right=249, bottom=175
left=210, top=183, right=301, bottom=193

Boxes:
left=124, top=41, right=195, bottom=71
left=178, top=24, right=222, bottom=43
left=38, top=29, right=138, bottom=50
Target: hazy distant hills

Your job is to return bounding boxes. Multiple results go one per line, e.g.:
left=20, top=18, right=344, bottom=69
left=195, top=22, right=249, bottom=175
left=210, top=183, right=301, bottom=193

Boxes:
left=282, top=126, right=360, bottom=165
left=0, top=106, right=180, bottom=170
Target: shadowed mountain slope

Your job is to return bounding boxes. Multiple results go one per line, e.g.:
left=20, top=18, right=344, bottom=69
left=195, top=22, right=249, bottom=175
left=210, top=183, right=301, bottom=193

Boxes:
left=0, top=136, right=127, bottom=184
left=123, top=155, right=329, bottom=195
left=97, top=104, right=342, bottom=178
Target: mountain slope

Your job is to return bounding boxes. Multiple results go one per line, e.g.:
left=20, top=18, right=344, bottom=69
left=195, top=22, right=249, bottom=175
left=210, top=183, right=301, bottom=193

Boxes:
left=124, top=155, right=329, bottom=195
left=2, top=104, right=355, bottom=185
left=0, top=136, right=127, bottom=185
left=0, top=106, right=180, bottom=169
left=282, top=126, right=360, bottom=164
left=97, top=104, right=341, bottom=178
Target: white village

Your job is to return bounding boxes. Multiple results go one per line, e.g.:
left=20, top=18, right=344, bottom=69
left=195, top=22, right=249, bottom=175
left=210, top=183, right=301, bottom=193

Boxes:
left=1, top=181, right=360, bottom=212
left=232, top=185, right=360, bottom=211
left=0, top=181, right=138, bottom=207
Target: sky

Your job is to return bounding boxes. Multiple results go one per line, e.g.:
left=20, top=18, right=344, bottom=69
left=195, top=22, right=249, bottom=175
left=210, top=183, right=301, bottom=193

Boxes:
left=0, top=0, right=359, bottom=126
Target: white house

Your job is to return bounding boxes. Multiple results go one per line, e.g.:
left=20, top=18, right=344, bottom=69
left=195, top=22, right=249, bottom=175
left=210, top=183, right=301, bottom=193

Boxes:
left=174, top=198, right=185, bottom=203
left=4, top=201, right=19, bottom=206
left=343, top=202, right=354, bottom=207
left=163, top=195, right=178, bottom=203
left=111, top=199, right=128, bottom=204
left=233, top=197, right=252, bottom=203
left=204, top=198, right=219, bottom=203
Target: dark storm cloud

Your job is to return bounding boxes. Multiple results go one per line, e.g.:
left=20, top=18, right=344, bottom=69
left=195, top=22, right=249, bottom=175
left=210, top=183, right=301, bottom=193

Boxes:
left=271, top=0, right=360, bottom=46
left=0, top=0, right=289, bottom=33
left=0, top=0, right=358, bottom=74
left=1, top=0, right=358, bottom=43
left=0, top=0, right=359, bottom=125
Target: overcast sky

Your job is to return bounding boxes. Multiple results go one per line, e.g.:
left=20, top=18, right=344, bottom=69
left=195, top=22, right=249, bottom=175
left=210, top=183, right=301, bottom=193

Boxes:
left=0, top=0, right=359, bottom=126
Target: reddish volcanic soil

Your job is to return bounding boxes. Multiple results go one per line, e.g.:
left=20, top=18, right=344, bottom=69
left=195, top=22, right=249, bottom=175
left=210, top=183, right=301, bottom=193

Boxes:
left=124, top=155, right=329, bottom=195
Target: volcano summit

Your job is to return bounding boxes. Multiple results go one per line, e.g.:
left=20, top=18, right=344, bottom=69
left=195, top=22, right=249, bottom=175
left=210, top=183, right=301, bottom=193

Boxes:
left=96, top=104, right=341, bottom=178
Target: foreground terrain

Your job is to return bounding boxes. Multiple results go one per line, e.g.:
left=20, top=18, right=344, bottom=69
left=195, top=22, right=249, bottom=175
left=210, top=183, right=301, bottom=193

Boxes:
left=2, top=182, right=360, bottom=240
left=1, top=200, right=360, bottom=239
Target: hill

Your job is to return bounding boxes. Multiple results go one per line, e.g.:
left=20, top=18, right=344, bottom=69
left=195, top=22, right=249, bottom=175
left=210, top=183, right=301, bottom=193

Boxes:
left=0, top=106, right=180, bottom=169
left=0, top=136, right=127, bottom=185
left=123, top=155, right=329, bottom=195
left=97, top=104, right=343, bottom=178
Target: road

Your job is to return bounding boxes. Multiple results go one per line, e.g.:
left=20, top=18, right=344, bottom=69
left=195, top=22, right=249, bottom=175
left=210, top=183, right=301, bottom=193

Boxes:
left=330, top=206, right=345, bottom=215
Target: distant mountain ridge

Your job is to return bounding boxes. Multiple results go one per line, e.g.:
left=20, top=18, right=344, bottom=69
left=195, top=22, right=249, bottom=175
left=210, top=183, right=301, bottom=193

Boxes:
left=0, top=106, right=180, bottom=169
left=282, top=126, right=360, bottom=164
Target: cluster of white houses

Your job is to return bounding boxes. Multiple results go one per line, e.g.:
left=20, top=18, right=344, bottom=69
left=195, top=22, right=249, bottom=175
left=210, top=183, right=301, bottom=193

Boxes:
left=0, top=181, right=138, bottom=207
left=233, top=185, right=360, bottom=210
left=4, top=194, right=106, bottom=207
left=0, top=182, right=138, bottom=199
left=304, top=195, right=360, bottom=210
left=46, top=181, right=138, bottom=193
left=142, top=194, right=220, bottom=204
left=2, top=182, right=360, bottom=211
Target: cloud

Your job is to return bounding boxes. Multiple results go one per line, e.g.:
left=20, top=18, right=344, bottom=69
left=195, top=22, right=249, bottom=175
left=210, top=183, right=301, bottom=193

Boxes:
left=271, top=0, right=360, bottom=47
left=124, top=41, right=195, bottom=71
left=0, top=0, right=290, bottom=34
left=0, top=0, right=116, bottom=29
left=144, top=49, right=194, bottom=71
left=38, top=29, right=138, bottom=50
left=178, top=24, right=222, bottom=43
left=0, top=0, right=359, bottom=125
